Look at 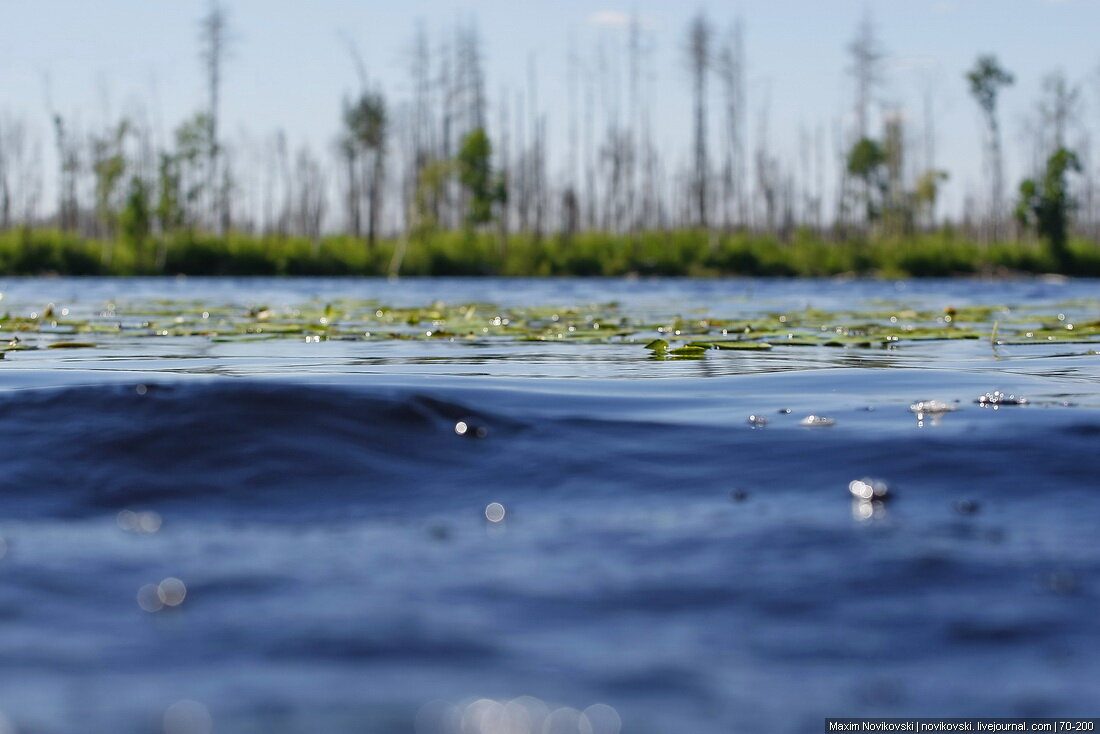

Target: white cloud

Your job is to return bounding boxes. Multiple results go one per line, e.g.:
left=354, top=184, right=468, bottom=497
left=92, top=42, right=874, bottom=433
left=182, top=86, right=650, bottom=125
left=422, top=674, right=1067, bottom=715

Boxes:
left=588, top=11, right=634, bottom=28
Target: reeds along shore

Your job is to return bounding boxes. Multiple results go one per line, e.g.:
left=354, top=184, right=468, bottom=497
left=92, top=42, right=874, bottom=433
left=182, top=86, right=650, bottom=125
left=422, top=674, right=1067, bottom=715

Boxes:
left=2, top=228, right=1099, bottom=277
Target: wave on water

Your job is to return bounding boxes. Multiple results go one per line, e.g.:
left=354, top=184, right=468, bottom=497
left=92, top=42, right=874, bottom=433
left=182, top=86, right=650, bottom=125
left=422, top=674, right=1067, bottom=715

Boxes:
left=0, top=382, right=533, bottom=518
left=0, top=376, right=1097, bottom=518
left=0, top=376, right=1098, bottom=733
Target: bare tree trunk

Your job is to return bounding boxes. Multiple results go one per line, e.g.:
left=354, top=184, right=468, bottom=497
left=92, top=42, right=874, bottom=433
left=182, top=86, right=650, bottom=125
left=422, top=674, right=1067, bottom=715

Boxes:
left=200, top=0, right=229, bottom=234
left=847, top=11, right=884, bottom=230
left=687, top=12, right=712, bottom=229
left=0, top=120, right=10, bottom=231
left=716, top=20, right=745, bottom=231
left=367, top=150, right=384, bottom=252
left=989, top=113, right=1005, bottom=241
left=848, top=11, right=883, bottom=143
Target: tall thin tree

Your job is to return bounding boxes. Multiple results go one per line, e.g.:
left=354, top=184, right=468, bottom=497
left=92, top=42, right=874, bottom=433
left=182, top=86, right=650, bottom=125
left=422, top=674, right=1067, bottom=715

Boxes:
left=966, top=54, right=1014, bottom=239
left=199, top=0, right=230, bottom=233
left=847, top=11, right=884, bottom=143
left=715, top=19, right=746, bottom=230
left=686, top=12, right=713, bottom=229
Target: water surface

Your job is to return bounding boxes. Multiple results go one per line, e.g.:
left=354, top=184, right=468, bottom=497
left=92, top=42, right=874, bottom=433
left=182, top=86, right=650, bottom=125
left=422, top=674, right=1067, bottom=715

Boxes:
left=0, top=277, right=1097, bottom=734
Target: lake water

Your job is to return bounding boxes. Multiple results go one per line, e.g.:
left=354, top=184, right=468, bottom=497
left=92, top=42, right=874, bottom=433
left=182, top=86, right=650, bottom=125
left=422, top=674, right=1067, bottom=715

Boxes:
left=0, top=277, right=1097, bottom=734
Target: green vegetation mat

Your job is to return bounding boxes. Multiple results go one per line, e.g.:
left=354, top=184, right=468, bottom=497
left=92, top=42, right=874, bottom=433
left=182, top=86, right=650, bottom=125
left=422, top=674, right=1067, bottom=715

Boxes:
left=5, top=297, right=1099, bottom=357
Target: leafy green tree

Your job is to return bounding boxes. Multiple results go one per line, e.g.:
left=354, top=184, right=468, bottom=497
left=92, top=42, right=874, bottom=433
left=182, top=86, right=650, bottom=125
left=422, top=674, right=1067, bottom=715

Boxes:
left=456, top=128, right=505, bottom=228
left=156, top=152, right=184, bottom=235
left=412, top=158, right=453, bottom=237
left=52, top=115, right=81, bottom=232
left=343, top=92, right=387, bottom=250
left=880, top=114, right=916, bottom=235
left=120, top=176, right=151, bottom=271
left=913, top=170, right=949, bottom=228
left=966, top=55, right=1014, bottom=237
left=343, top=93, right=386, bottom=156
left=91, top=121, right=130, bottom=238
left=173, top=113, right=215, bottom=227
left=1016, top=147, right=1080, bottom=269
left=389, top=156, right=452, bottom=279
left=847, top=137, right=887, bottom=223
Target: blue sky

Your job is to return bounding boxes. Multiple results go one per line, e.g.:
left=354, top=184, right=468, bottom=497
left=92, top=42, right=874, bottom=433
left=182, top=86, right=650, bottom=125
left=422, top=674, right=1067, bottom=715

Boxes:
left=2, top=0, right=1099, bottom=213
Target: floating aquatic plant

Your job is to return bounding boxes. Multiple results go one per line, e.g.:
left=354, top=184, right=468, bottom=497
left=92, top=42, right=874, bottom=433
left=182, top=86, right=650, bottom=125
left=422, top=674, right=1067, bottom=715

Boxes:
left=0, top=297, right=1094, bottom=359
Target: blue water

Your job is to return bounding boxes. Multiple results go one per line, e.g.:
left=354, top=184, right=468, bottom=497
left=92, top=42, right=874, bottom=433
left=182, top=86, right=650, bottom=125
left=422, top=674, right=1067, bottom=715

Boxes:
left=0, top=277, right=1097, bottom=734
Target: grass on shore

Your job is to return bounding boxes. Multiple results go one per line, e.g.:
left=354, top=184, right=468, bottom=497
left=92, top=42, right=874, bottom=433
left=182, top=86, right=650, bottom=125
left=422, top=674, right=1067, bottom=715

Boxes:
left=1, top=227, right=1099, bottom=277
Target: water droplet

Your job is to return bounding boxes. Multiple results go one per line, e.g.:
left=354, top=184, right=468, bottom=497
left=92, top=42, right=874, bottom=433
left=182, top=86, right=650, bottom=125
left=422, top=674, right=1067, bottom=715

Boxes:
left=157, top=577, right=187, bottom=608
left=137, top=584, right=164, bottom=613
left=584, top=703, right=622, bottom=734
left=163, top=700, right=212, bottom=734
left=848, top=478, right=891, bottom=501
left=953, top=499, right=980, bottom=515
left=909, top=400, right=955, bottom=415
left=455, top=421, right=487, bottom=439
left=139, top=512, right=163, bottom=533
left=485, top=503, right=506, bottom=523
left=852, top=499, right=887, bottom=522
left=976, top=391, right=1027, bottom=407
left=117, top=510, right=162, bottom=534
left=543, top=707, right=585, bottom=734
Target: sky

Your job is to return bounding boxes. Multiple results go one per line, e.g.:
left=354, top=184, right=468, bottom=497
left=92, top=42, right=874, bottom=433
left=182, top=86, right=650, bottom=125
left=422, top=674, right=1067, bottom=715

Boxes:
left=2, top=0, right=1100, bottom=215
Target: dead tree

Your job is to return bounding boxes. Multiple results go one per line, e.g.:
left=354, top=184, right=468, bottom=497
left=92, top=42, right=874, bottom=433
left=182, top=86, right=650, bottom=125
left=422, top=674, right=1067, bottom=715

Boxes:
left=965, top=55, right=1014, bottom=239
left=847, top=11, right=884, bottom=143
left=686, top=12, right=713, bottom=228
left=715, top=20, right=746, bottom=230
left=199, top=0, right=230, bottom=233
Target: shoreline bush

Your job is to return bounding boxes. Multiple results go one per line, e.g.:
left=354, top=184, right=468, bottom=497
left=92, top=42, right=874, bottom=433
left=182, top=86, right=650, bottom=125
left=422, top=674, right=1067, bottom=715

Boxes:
left=1, top=227, right=1098, bottom=278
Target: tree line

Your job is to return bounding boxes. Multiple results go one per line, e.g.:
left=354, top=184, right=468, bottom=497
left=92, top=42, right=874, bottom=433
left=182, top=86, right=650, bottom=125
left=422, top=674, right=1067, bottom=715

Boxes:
left=0, top=3, right=1097, bottom=274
